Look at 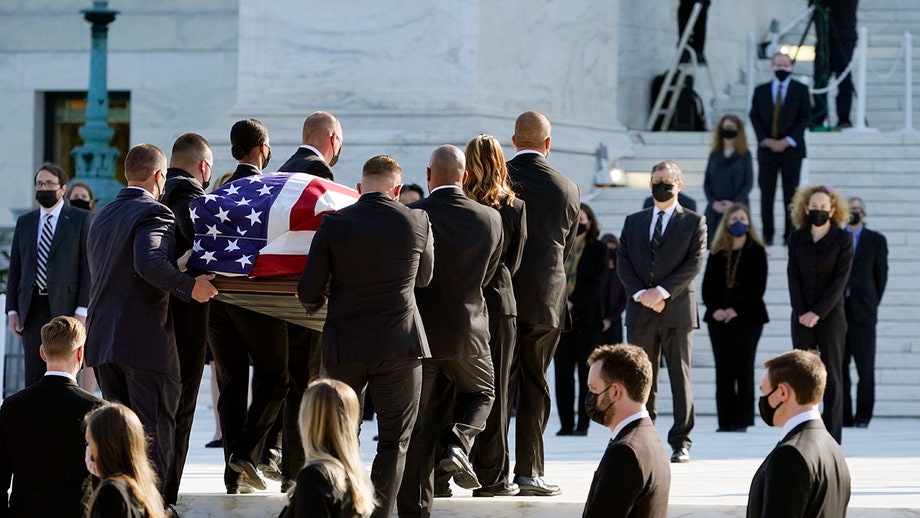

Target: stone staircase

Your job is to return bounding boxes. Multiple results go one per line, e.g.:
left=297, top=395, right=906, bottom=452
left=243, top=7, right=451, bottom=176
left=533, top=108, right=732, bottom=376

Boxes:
left=587, top=130, right=920, bottom=418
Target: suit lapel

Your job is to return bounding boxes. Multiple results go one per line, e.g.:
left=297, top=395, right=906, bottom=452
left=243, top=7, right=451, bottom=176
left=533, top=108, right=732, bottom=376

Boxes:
left=47, top=205, right=72, bottom=259
left=657, top=204, right=684, bottom=247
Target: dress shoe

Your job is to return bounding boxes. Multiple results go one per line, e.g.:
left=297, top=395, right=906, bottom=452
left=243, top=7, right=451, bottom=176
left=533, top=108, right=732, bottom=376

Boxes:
left=854, top=422, right=869, bottom=429
left=513, top=475, right=562, bottom=496
left=439, top=444, right=481, bottom=490
left=226, top=481, right=255, bottom=494
left=205, top=439, right=222, bottom=448
left=572, top=426, right=589, bottom=436
left=473, top=482, right=520, bottom=497
left=228, top=453, right=268, bottom=490
left=671, top=447, right=690, bottom=463
left=258, top=448, right=283, bottom=482
left=555, top=428, right=573, bottom=436
left=434, top=487, right=453, bottom=498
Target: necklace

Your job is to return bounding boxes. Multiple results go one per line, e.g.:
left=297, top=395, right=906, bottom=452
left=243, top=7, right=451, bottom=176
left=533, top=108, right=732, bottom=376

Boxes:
left=725, top=248, right=743, bottom=289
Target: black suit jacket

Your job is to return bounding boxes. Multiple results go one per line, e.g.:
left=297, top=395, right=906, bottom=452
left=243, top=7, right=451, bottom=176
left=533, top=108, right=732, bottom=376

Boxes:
left=617, top=205, right=707, bottom=328
left=280, top=464, right=356, bottom=518
left=411, top=187, right=503, bottom=359
left=163, top=167, right=207, bottom=258
left=485, top=198, right=527, bottom=318
left=88, top=478, right=147, bottom=518
left=507, top=153, right=580, bottom=328
left=227, top=163, right=261, bottom=183
left=86, top=188, right=194, bottom=375
left=787, top=226, right=854, bottom=319
left=583, top=417, right=671, bottom=518
left=747, top=419, right=851, bottom=518
left=643, top=192, right=697, bottom=213
left=750, top=79, right=811, bottom=159
left=277, top=147, right=334, bottom=180
left=569, top=240, right=609, bottom=329
left=5, top=204, right=92, bottom=323
left=0, top=375, right=102, bottom=518
left=702, top=240, right=769, bottom=325
left=298, top=192, right=434, bottom=366
left=846, top=227, right=888, bottom=324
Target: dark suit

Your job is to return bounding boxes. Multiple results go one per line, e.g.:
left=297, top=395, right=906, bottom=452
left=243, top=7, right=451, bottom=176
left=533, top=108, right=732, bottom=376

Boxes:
left=161, top=167, right=209, bottom=504
left=86, top=187, right=194, bottom=492
left=617, top=204, right=706, bottom=451
left=280, top=464, right=357, bottom=518
left=277, top=146, right=334, bottom=180
left=843, top=226, right=887, bottom=426
left=5, top=204, right=92, bottom=387
left=88, top=478, right=148, bottom=518
left=554, top=240, right=609, bottom=432
left=399, top=186, right=502, bottom=516
left=788, top=226, right=853, bottom=443
left=298, top=191, right=433, bottom=518
left=470, top=197, right=527, bottom=490
left=583, top=417, right=670, bottom=518
left=208, top=163, right=289, bottom=488
left=0, top=374, right=102, bottom=518
left=749, top=77, right=811, bottom=243
left=506, top=152, right=580, bottom=478
left=747, top=419, right=851, bottom=518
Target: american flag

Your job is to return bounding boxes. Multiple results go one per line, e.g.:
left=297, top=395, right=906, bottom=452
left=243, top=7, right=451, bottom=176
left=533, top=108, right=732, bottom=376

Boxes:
left=186, top=172, right=359, bottom=278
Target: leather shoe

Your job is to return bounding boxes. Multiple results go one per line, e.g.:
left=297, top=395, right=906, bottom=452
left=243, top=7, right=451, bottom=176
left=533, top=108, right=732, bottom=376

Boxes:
left=228, top=453, right=268, bottom=490
left=205, top=439, right=222, bottom=448
left=555, top=428, right=573, bottom=436
left=226, top=480, right=255, bottom=494
left=473, top=482, right=520, bottom=497
left=438, top=444, right=481, bottom=490
left=572, top=426, right=588, bottom=436
left=854, top=422, right=869, bottom=429
left=513, top=475, right=561, bottom=496
left=280, top=476, right=294, bottom=493
left=671, top=447, right=690, bottom=463
left=258, top=448, right=283, bottom=482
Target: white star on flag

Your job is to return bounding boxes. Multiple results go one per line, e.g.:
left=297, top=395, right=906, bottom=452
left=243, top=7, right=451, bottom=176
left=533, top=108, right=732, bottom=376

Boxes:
left=224, top=239, right=241, bottom=252
left=203, top=194, right=219, bottom=204
left=257, top=185, right=273, bottom=196
left=201, top=251, right=217, bottom=264
left=235, top=197, right=251, bottom=207
left=236, top=226, right=248, bottom=235
left=225, top=184, right=240, bottom=196
left=206, top=224, right=220, bottom=239
left=189, top=207, right=199, bottom=223
left=193, top=240, right=203, bottom=252
left=246, top=208, right=263, bottom=225
left=247, top=176, right=262, bottom=183
left=235, top=255, right=252, bottom=268
left=215, top=207, right=231, bottom=223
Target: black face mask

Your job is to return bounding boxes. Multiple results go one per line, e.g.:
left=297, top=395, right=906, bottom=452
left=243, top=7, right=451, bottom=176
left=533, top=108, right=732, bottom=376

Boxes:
left=849, top=212, right=861, bottom=226
left=758, top=386, right=781, bottom=426
left=651, top=182, right=674, bottom=203
left=69, top=198, right=92, bottom=211
left=585, top=385, right=613, bottom=426
left=35, top=190, right=59, bottom=209
left=774, top=69, right=792, bottom=81
left=807, top=209, right=830, bottom=227
left=201, top=180, right=211, bottom=190
left=721, top=128, right=738, bottom=139
left=577, top=223, right=587, bottom=236
left=329, top=151, right=340, bottom=168
left=263, top=149, right=272, bottom=170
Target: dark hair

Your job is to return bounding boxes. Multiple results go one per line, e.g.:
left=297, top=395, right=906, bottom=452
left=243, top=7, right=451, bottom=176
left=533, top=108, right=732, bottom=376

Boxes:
left=580, top=203, right=600, bottom=243
left=230, top=119, right=268, bottom=160
left=402, top=183, right=424, bottom=198
left=587, top=344, right=653, bottom=404
left=124, top=144, right=166, bottom=182
left=711, top=114, right=749, bottom=156
left=171, top=132, right=211, bottom=164
left=66, top=181, right=96, bottom=211
left=362, top=155, right=402, bottom=179
left=34, top=162, right=69, bottom=186
left=764, top=349, right=827, bottom=405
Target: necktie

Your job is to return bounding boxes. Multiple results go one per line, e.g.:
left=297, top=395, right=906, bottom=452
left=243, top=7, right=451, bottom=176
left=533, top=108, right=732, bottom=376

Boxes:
left=36, top=214, right=53, bottom=292
left=652, top=210, right=664, bottom=248
left=771, top=85, right=783, bottom=139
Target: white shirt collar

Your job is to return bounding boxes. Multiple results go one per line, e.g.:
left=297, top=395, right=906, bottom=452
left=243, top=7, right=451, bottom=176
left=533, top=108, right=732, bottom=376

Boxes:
left=44, top=370, right=77, bottom=382
left=513, top=149, right=544, bottom=158
left=611, top=409, right=650, bottom=440
left=430, top=185, right=462, bottom=194
left=299, top=145, right=327, bottom=163
left=41, top=198, right=65, bottom=218
left=780, top=409, right=822, bottom=439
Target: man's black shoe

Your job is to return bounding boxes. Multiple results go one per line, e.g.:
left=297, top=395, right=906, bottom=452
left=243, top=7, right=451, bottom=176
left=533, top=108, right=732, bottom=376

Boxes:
left=671, top=447, right=690, bottom=463
left=258, top=448, right=283, bottom=482
left=438, top=444, right=481, bottom=490
left=513, top=475, right=561, bottom=496
left=472, top=482, right=520, bottom=497
left=228, top=453, right=268, bottom=490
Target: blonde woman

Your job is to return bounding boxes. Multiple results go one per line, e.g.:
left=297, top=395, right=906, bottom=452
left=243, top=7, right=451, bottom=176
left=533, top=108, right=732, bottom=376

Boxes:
left=280, top=379, right=375, bottom=518
left=84, top=403, right=166, bottom=518
left=786, top=184, right=853, bottom=444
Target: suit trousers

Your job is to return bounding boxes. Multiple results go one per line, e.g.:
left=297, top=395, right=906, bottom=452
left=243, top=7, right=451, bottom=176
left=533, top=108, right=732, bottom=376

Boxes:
left=627, top=324, right=695, bottom=450
left=20, top=288, right=51, bottom=386
left=757, top=150, right=802, bottom=243
left=96, top=362, right=181, bottom=496
left=553, top=326, right=603, bottom=432
left=280, top=324, right=323, bottom=478
left=470, top=315, right=516, bottom=489
left=164, top=297, right=209, bottom=505
left=708, top=321, right=762, bottom=430
left=399, top=355, right=494, bottom=517
left=792, top=304, right=846, bottom=444
left=208, top=301, right=289, bottom=486
left=843, top=301, right=876, bottom=426
left=510, top=322, right=561, bottom=478
left=325, top=358, right=422, bottom=518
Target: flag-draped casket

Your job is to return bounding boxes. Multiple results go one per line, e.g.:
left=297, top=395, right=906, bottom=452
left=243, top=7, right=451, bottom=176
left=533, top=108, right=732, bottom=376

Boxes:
left=186, top=172, right=359, bottom=329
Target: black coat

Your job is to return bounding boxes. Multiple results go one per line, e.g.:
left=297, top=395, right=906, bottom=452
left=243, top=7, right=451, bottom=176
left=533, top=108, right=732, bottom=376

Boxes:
left=702, top=240, right=769, bottom=325
left=163, top=167, right=207, bottom=258
left=280, top=464, right=360, bottom=518
left=568, top=240, right=609, bottom=329
left=787, top=226, right=854, bottom=319
left=277, top=147, right=334, bottom=180
left=845, top=227, right=888, bottom=325
left=484, top=198, right=527, bottom=318
left=750, top=79, right=811, bottom=160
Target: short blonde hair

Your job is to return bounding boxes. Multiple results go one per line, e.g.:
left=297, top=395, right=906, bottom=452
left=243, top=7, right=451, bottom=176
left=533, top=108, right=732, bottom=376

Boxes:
left=40, top=316, right=85, bottom=361
left=789, top=184, right=849, bottom=230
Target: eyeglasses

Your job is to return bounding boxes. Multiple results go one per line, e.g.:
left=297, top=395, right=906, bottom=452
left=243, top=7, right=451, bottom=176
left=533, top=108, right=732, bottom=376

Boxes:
left=35, top=181, right=61, bottom=189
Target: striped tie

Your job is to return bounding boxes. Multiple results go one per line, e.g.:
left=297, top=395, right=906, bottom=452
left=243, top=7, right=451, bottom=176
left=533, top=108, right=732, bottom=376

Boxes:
left=652, top=210, right=664, bottom=248
left=36, top=214, right=53, bottom=292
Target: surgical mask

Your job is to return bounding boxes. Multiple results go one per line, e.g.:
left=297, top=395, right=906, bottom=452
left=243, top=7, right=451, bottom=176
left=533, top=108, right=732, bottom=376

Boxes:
left=577, top=223, right=587, bottom=236
left=758, top=386, right=781, bottom=427
left=849, top=212, right=861, bottom=226
left=774, top=68, right=792, bottom=81
left=70, top=198, right=92, bottom=211
left=728, top=221, right=749, bottom=238
left=329, top=151, right=340, bottom=167
left=807, top=209, right=830, bottom=227
left=35, top=190, right=59, bottom=208
left=651, top=182, right=674, bottom=203
left=201, top=180, right=211, bottom=190
left=721, top=128, right=738, bottom=139
left=585, top=385, right=613, bottom=426
left=263, top=148, right=272, bottom=170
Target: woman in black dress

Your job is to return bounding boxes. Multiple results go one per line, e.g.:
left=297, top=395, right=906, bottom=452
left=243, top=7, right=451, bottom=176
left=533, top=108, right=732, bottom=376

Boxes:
left=703, top=114, right=754, bottom=246
left=553, top=203, right=608, bottom=436
left=702, top=204, right=768, bottom=432
left=787, top=185, right=853, bottom=444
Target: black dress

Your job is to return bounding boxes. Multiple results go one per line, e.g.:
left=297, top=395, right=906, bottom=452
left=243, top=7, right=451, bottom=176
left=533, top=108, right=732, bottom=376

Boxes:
left=280, top=463, right=360, bottom=518
left=702, top=239, right=768, bottom=430
left=89, top=478, right=149, bottom=518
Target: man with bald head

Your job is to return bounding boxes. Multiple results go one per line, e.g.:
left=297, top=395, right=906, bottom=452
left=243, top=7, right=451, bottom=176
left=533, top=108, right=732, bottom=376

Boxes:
left=298, top=155, right=433, bottom=518
left=278, top=110, right=343, bottom=180
left=398, top=145, right=502, bottom=517
left=506, top=111, right=579, bottom=496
